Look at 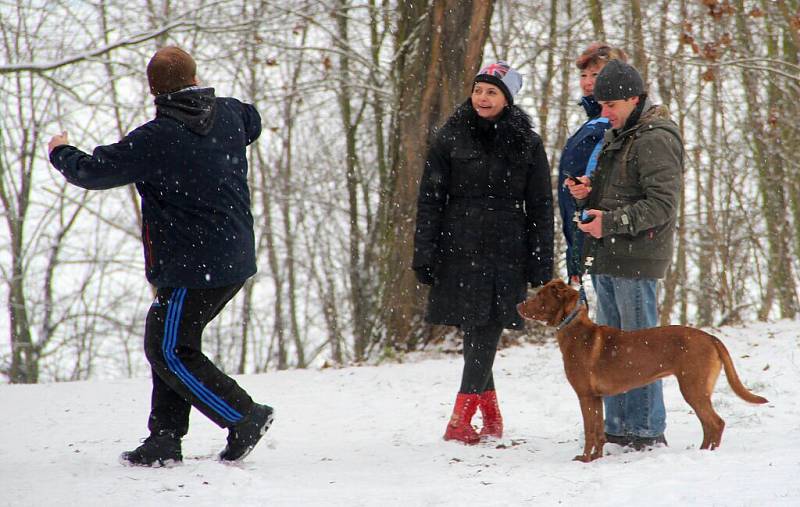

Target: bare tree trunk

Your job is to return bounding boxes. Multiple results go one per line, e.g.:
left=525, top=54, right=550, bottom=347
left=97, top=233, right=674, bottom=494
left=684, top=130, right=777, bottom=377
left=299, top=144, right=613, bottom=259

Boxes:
left=101, top=1, right=145, bottom=252
left=551, top=0, right=573, bottom=271
left=3, top=147, right=36, bottom=381
left=654, top=0, right=674, bottom=108
left=780, top=8, right=800, bottom=262
left=276, top=25, right=310, bottom=368
left=656, top=0, right=686, bottom=325
left=334, top=0, right=372, bottom=361
left=694, top=145, right=713, bottom=327
left=735, top=0, right=798, bottom=319
left=537, top=0, right=558, bottom=149
left=1, top=66, right=39, bottom=382
left=321, top=255, right=345, bottom=364
left=672, top=0, right=688, bottom=323
left=553, top=0, right=573, bottom=153
left=775, top=0, right=800, bottom=51
left=761, top=0, right=799, bottom=318
left=7, top=254, right=36, bottom=383
left=710, top=73, right=737, bottom=318
left=706, top=73, right=723, bottom=320
left=254, top=140, right=287, bottom=370
left=587, top=0, right=606, bottom=40
left=358, top=0, right=391, bottom=358
left=380, top=0, right=494, bottom=350
left=145, top=0, right=172, bottom=46
left=237, top=279, right=254, bottom=374
left=629, top=0, right=648, bottom=81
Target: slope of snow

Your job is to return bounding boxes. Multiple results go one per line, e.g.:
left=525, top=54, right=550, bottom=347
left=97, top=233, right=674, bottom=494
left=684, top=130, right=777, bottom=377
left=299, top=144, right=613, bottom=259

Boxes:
left=2, top=321, right=798, bottom=506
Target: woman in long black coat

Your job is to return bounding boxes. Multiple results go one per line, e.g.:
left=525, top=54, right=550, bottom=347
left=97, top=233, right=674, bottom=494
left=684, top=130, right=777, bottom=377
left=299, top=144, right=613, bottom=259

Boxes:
left=413, top=61, right=554, bottom=444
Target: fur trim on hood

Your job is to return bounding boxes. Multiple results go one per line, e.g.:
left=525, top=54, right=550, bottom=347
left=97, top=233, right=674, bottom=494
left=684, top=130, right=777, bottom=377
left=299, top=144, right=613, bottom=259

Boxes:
left=438, top=100, right=538, bottom=158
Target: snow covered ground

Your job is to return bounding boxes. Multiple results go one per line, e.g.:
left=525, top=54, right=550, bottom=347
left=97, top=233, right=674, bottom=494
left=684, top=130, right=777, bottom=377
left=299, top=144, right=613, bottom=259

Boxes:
left=2, top=320, right=798, bottom=506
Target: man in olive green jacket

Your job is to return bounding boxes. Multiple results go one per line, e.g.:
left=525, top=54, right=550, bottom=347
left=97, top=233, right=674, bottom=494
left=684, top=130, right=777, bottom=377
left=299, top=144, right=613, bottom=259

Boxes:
left=566, top=59, right=684, bottom=450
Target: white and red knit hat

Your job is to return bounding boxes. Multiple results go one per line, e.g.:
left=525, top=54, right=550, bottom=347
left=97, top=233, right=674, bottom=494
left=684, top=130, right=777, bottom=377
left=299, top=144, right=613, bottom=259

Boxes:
left=474, top=61, right=523, bottom=104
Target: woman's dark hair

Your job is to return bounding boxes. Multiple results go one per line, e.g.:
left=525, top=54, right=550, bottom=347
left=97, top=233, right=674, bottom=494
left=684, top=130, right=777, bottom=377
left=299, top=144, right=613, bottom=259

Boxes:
left=575, top=42, right=628, bottom=70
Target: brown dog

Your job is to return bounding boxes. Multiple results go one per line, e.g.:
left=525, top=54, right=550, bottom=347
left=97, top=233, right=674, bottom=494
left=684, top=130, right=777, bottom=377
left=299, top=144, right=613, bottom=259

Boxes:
left=517, top=279, right=768, bottom=462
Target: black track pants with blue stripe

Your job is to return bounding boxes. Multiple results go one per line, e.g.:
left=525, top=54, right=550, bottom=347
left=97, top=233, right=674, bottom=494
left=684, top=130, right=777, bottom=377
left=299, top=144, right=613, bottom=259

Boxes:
left=144, top=283, right=253, bottom=435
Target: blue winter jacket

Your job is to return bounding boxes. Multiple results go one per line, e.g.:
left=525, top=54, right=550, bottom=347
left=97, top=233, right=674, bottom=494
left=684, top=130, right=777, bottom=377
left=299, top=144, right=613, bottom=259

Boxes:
left=557, top=96, right=610, bottom=277
left=50, top=87, right=261, bottom=289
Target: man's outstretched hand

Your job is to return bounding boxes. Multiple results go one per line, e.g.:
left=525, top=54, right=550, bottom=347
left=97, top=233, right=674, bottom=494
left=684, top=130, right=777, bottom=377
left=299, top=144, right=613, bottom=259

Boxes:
left=48, top=131, right=69, bottom=155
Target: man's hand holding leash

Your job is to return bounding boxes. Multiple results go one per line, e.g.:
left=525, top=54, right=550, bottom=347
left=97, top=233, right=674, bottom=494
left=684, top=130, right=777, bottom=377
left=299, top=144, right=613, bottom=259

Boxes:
left=577, top=209, right=603, bottom=238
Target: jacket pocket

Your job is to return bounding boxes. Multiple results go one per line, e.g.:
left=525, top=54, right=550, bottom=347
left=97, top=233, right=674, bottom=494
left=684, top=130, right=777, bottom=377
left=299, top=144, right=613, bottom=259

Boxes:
left=494, top=212, right=527, bottom=264
left=449, top=148, right=483, bottom=190
left=606, top=222, right=674, bottom=260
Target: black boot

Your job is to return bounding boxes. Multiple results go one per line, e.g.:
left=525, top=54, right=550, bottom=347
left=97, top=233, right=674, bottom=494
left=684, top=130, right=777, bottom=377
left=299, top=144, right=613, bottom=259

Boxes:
left=604, top=432, right=633, bottom=447
left=219, top=404, right=274, bottom=462
left=120, top=431, right=182, bottom=467
left=630, top=434, right=668, bottom=451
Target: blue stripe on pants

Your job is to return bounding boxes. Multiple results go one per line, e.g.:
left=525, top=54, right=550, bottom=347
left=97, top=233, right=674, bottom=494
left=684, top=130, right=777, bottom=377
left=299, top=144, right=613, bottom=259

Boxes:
left=162, top=288, right=242, bottom=423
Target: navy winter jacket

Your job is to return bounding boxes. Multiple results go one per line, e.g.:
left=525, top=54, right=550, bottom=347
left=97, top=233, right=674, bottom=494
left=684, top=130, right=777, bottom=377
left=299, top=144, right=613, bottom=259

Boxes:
left=557, top=96, right=610, bottom=277
left=50, top=87, right=261, bottom=289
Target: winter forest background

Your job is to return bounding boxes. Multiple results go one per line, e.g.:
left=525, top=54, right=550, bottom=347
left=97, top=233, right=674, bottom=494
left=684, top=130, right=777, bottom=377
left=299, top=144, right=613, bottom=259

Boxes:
left=1, top=0, right=798, bottom=384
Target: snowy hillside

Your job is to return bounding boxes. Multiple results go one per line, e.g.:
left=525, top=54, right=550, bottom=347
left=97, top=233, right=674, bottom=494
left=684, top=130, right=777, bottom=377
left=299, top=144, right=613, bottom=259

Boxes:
left=2, top=320, right=798, bottom=506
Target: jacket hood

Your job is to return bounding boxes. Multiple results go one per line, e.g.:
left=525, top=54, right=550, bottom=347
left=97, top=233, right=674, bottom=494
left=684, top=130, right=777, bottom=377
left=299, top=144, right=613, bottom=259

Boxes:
left=637, top=103, right=681, bottom=140
left=640, top=103, right=673, bottom=125
left=607, top=98, right=680, bottom=143
left=154, top=86, right=217, bottom=135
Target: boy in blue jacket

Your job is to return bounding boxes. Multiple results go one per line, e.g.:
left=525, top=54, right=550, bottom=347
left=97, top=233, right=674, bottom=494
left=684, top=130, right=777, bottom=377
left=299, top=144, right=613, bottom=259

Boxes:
left=48, top=47, right=273, bottom=466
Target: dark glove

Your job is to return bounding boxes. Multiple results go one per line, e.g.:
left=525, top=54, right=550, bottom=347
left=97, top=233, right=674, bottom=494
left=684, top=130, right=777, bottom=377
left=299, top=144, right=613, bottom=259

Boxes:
left=414, top=265, right=436, bottom=286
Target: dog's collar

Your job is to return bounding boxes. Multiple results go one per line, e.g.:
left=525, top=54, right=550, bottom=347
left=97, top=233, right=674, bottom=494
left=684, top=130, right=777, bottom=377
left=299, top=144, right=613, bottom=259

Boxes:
left=556, top=302, right=586, bottom=331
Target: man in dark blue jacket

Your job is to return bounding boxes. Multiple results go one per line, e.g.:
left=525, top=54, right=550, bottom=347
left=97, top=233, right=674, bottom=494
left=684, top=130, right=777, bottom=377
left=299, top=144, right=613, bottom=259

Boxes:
left=558, top=43, right=627, bottom=283
left=48, top=47, right=273, bottom=466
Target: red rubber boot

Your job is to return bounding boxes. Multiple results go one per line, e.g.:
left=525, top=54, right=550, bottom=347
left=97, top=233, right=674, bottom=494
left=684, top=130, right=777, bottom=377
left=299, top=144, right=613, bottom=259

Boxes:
left=478, top=390, right=503, bottom=439
left=443, top=393, right=480, bottom=445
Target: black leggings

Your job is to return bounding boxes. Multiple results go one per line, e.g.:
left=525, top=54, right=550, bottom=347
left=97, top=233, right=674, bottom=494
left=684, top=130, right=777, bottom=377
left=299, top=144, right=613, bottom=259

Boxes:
left=144, top=283, right=254, bottom=436
left=459, top=319, right=503, bottom=394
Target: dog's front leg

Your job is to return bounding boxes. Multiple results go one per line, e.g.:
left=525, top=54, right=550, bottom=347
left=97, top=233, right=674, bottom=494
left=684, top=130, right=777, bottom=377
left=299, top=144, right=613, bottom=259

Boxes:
left=574, top=395, right=605, bottom=462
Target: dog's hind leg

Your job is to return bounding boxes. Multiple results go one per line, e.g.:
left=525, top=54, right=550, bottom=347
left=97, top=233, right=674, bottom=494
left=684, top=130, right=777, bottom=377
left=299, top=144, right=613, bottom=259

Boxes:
left=574, top=395, right=605, bottom=462
left=677, top=365, right=726, bottom=450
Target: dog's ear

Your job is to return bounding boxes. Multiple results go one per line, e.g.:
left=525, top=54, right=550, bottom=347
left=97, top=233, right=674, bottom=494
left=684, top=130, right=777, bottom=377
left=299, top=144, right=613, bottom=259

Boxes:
left=550, top=279, right=569, bottom=300
left=545, top=279, right=580, bottom=326
left=542, top=282, right=564, bottom=325
left=554, top=279, right=579, bottom=299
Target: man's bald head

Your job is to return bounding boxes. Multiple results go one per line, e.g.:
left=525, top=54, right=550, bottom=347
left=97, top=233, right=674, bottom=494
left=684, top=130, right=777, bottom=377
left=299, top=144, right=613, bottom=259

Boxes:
left=146, top=46, right=197, bottom=96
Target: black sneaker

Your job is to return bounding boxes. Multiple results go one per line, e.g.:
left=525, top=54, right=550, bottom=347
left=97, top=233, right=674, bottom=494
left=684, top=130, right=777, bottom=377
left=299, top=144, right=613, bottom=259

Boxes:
left=630, top=434, right=668, bottom=451
left=120, top=431, right=182, bottom=467
left=218, top=404, right=274, bottom=462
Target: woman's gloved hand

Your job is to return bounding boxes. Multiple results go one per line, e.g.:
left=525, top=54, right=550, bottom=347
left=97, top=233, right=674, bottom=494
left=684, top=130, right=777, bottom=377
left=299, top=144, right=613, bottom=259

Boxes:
left=414, top=265, right=436, bottom=286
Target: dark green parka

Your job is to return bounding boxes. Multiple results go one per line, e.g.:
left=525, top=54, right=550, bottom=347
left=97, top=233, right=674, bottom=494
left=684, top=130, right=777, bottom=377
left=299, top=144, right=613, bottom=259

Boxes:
left=582, top=100, right=684, bottom=279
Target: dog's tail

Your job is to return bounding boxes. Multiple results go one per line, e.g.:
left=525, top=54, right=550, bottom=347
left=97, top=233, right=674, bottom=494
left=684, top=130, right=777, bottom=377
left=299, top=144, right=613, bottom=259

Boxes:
left=712, top=337, right=768, bottom=404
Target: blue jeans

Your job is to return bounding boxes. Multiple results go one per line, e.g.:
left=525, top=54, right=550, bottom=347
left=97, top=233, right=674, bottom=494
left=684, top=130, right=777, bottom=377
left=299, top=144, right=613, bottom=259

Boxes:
left=592, top=274, right=666, bottom=438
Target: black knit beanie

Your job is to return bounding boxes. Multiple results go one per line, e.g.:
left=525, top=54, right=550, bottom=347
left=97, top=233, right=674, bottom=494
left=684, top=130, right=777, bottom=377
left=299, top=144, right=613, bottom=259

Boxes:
left=593, top=60, right=645, bottom=101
